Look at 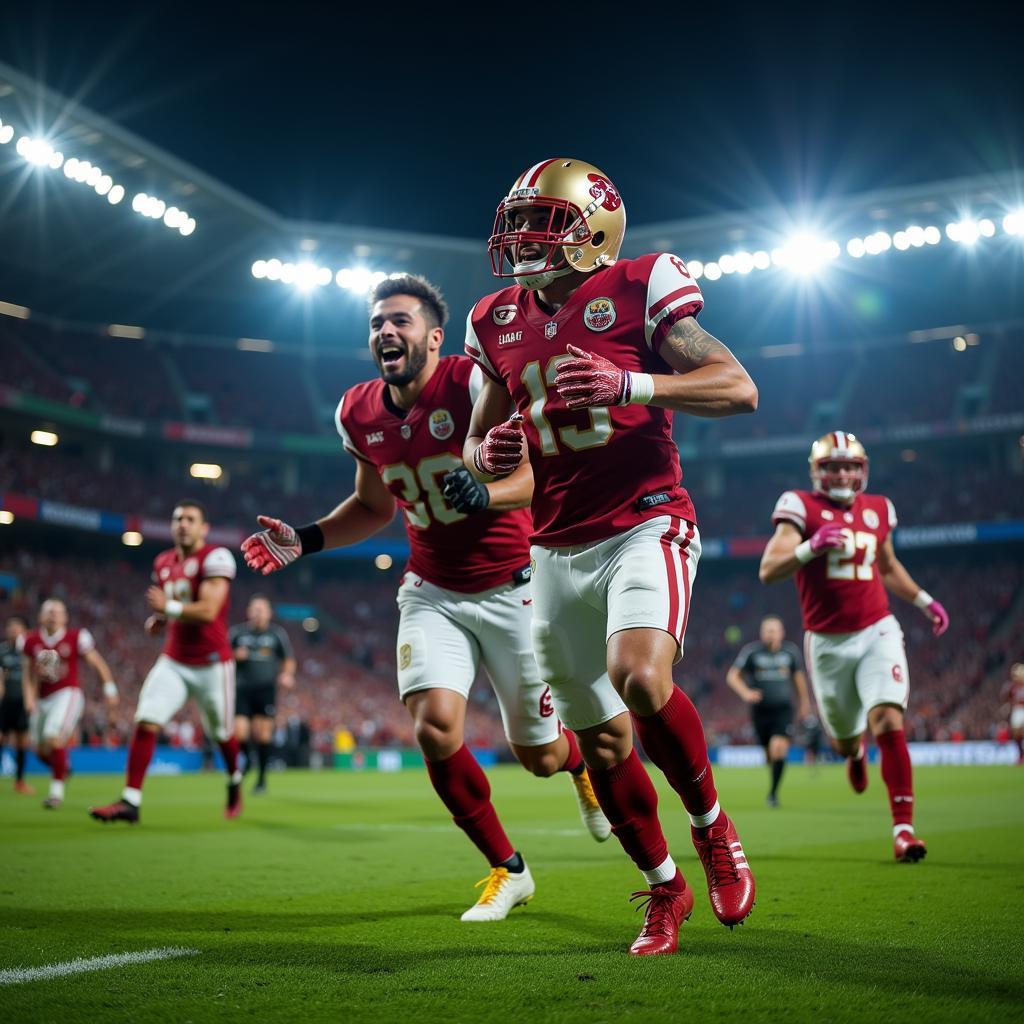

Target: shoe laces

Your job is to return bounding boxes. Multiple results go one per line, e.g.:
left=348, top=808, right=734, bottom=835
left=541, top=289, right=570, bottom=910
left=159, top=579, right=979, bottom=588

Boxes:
left=629, top=888, right=683, bottom=936
left=473, top=867, right=510, bottom=906
left=572, top=771, right=601, bottom=811
left=699, top=829, right=741, bottom=887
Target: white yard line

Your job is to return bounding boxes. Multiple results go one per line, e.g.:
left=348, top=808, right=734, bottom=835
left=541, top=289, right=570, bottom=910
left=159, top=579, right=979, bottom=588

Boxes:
left=0, top=946, right=199, bottom=986
left=334, top=822, right=583, bottom=837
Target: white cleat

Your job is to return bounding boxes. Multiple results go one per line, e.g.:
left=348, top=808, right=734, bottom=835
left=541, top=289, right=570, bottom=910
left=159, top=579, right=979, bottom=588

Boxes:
left=572, top=771, right=612, bottom=842
left=460, top=863, right=535, bottom=922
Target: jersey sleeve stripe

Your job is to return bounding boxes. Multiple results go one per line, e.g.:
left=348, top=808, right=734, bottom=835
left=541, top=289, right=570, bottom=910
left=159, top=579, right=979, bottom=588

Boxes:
left=648, top=285, right=703, bottom=322
left=772, top=510, right=806, bottom=530
left=464, top=310, right=503, bottom=382
left=464, top=349, right=503, bottom=383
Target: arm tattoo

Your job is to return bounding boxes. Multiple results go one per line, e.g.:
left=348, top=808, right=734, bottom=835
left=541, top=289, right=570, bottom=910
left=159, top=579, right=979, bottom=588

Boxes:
left=662, top=316, right=730, bottom=368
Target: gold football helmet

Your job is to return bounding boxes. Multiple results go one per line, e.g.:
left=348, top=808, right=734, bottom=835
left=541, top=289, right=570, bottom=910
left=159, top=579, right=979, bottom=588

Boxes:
left=489, top=158, right=627, bottom=289
left=809, top=431, right=869, bottom=501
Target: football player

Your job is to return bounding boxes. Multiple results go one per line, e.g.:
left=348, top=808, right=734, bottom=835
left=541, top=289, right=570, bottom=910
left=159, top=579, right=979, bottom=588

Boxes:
left=1000, top=662, right=1024, bottom=764
left=21, top=600, right=118, bottom=808
left=464, top=158, right=758, bottom=955
left=90, top=501, right=242, bottom=824
left=241, top=274, right=610, bottom=923
left=759, top=432, right=950, bottom=861
left=0, top=615, right=33, bottom=794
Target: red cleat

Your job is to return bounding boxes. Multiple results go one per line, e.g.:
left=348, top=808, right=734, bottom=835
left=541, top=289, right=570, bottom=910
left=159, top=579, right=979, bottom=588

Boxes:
left=13, top=780, right=35, bottom=795
left=894, top=830, right=927, bottom=863
left=847, top=752, right=868, bottom=793
left=692, top=814, right=756, bottom=928
left=89, top=799, right=140, bottom=824
left=628, top=874, right=695, bottom=956
left=225, top=780, right=243, bottom=819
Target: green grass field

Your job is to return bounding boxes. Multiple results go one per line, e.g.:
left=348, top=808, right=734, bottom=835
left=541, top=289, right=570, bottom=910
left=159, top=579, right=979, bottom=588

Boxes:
left=1, top=763, right=1022, bottom=1023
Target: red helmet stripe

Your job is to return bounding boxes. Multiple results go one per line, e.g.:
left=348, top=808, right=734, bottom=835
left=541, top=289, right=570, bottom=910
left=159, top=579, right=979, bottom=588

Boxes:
left=525, top=157, right=559, bottom=187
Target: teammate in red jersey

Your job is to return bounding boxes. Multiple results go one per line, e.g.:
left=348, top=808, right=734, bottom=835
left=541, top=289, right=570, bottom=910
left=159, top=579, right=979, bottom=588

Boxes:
left=759, top=431, right=950, bottom=862
left=1000, top=663, right=1024, bottom=763
left=464, top=158, right=758, bottom=955
left=90, top=501, right=242, bottom=824
left=242, top=274, right=610, bottom=922
left=21, top=599, right=118, bottom=809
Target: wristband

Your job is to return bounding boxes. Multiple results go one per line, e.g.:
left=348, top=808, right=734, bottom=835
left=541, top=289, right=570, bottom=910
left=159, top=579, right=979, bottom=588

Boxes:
left=164, top=599, right=184, bottom=620
left=296, top=523, right=325, bottom=555
left=913, top=590, right=934, bottom=609
left=625, top=372, right=655, bottom=405
left=794, top=540, right=815, bottom=564
left=103, top=681, right=119, bottom=699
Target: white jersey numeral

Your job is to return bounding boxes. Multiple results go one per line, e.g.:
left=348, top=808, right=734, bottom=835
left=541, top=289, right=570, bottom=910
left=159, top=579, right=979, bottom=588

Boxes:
left=826, top=529, right=877, bottom=581
left=381, top=453, right=466, bottom=530
left=521, top=356, right=614, bottom=456
left=163, top=579, right=193, bottom=602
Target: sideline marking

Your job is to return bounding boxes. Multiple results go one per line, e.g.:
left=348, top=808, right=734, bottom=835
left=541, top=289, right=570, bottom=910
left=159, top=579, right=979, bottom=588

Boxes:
left=0, top=946, right=199, bottom=986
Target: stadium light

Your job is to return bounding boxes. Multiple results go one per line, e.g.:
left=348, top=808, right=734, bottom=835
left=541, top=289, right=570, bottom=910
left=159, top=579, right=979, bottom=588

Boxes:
left=0, top=124, right=13, bottom=144
left=190, top=463, right=223, bottom=480
left=375, top=554, right=394, bottom=570
left=31, top=429, right=59, bottom=447
left=687, top=259, right=704, bottom=280
left=302, top=617, right=320, bottom=633
left=773, top=234, right=840, bottom=274
left=846, top=237, right=866, bottom=258
left=107, top=184, right=125, bottom=205
left=251, top=260, right=268, bottom=279
left=947, top=219, right=983, bottom=244
left=0, top=510, right=14, bottom=525
left=719, top=254, right=737, bottom=275
left=703, top=261, right=722, bottom=281
left=121, top=531, right=144, bottom=547
left=1004, top=211, right=1024, bottom=235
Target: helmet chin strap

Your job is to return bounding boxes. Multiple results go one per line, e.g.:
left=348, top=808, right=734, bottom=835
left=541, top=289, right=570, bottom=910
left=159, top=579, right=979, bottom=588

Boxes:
left=513, top=256, right=575, bottom=290
left=827, top=486, right=855, bottom=502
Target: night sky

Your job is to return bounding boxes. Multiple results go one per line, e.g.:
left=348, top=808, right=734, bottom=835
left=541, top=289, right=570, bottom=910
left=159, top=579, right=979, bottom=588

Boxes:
left=1, top=3, right=1022, bottom=238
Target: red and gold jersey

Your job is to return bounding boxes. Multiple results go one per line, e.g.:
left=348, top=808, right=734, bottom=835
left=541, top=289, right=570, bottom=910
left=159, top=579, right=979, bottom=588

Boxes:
left=336, top=356, right=532, bottom=593
left=772, top=489, right=897, bottom=633
left=465, top=253, right=701, bottom=547
left=1002, top=679, right=1024, bottom=709
left=153, top=544, right=236, bottom=664
left=21, top=626, right=94, bottom=699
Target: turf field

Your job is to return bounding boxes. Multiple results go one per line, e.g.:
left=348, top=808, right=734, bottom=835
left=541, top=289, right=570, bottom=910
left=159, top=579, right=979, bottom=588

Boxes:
left=1, top=763, right=1021, bottom=1023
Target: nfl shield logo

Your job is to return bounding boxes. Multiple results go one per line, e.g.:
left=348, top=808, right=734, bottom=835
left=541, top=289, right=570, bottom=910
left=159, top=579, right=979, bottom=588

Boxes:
left=544, top=321, right=558, bottom=340
left=400, top=424, right=412, bottom=440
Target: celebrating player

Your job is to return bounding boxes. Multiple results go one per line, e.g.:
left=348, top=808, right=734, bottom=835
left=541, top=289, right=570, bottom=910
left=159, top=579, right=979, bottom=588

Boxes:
left=241, top=274, right=610, bottom=923
left=726, top=615, right=810, bottom=807
left=21, top=600, right=118, bottom=809
left=464, top=158, right=758, bottom=955
left=1, top=615, right=33, bottom=794
left=1001, top=662, right=1024, bottom=764
left=759, top=431, right=950, bottom=862
left=90, top=501, right=242, bottom=824
left=231, top=595, right=296, bottom=793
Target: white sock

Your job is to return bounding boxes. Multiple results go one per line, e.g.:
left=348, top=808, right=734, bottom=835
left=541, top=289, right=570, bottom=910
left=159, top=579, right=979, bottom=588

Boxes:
left=230, top=769, right=244, bottom=785
left=689, top=800, right=721, bottom=829
left=49, top=780, right=65, bottom=801
left=122, top=787, right=142, bottom=807
left=893, top=824, right=915, bottom=837
left=641, top=854, right=678, bottom=887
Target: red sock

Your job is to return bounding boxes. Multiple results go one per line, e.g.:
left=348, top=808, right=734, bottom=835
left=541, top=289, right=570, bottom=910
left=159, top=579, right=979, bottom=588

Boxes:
left=126, top=726, right=157, bottom=790
left=632, top=687, right=719, bottom=819
left=876, top=728, right=914, bottom=829
left=218, top=736, right=240, bottom=776
left=50, top=746, right=68, bottom=781
left=559, top=729, right=584, bottom=774
left=425, top=745, right=515, bottom=866
left=587, top=749, right=669, bottom=872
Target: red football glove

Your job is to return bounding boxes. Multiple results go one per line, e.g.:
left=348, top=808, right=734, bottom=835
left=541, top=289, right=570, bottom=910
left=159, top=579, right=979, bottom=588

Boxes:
left=924, top=599, right=949, bottom=637
left=808, top=523, right=848, bottom=555
left=473, top=417, right=525, bottom=477
left=553, top=344, right=628, bottom=409
left=241, top=516, right=302, bottom=576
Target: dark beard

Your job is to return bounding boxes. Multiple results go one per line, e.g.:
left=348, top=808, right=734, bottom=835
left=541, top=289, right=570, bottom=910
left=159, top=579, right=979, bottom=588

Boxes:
left=380, top=344, right=428, bottom=387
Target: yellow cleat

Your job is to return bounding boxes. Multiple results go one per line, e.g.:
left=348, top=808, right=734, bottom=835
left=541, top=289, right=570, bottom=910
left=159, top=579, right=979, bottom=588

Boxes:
left=571, top=771, right=612, bottom=842
left=460, top=864, right=535, bottom=922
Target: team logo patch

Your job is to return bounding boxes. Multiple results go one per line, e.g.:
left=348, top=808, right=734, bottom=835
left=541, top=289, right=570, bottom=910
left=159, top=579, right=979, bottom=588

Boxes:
left=400, top=424, right=412, bottom=440
left=821, top=509, right=834, bottom=521
left=583, top=297, right=616, bottom=332
left=160, top=567, right=170, bottom=580
left=184, top=558, right=198, bottom=578
left=492, top=304, right=517, bottom=325
left=539, top=686, right=555, bottom=719
left=863, top=508, right=880, bottom=529
left=399, top=643, right=412, bottom=670
left=429, top=409, right=455, bottom=441
left=843, top=512, right=854, bottom=524
left=544, top=321, right=558, bottom=340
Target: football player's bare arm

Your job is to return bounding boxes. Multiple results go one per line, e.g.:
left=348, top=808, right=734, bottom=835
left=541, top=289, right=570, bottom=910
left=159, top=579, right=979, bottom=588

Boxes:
left=726, top=666, right=760, bottom=703
left=316, top=460, right=397, bottom=549
left=147, top=577, right=230, bottom=625
left=84, top=648, right=119, bottom=705
left=759, top=522, right=805, bottom=584
left=877, top=534, right=924, bottom=603
left=653, top=318, right=758, bottom=417
left=21, top=659, right=36, bottom=713
left=465, top=375, right=518, bottom=482
left=484, top=461, right=533, bottom=511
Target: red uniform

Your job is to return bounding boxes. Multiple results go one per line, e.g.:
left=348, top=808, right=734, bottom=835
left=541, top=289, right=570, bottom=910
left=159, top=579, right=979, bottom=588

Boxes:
left=772, top=490, right=897, bottom=633
left=1003, top=679, right=1024, bottom=709
left=20, top=627, right=94, bottom=698
left=336, top=355, right=531, bottom=593
left=152, top=545, right=236, bottom=664
left=465, top=253, right=702, bottom=547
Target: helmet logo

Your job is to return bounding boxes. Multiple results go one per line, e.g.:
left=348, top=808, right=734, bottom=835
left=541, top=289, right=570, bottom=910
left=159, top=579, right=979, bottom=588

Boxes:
left=492, top=304, right=517, bottom=325
left=583, top=297, right=617, bottom=332
left=587, top=174, right=622, bottom=211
